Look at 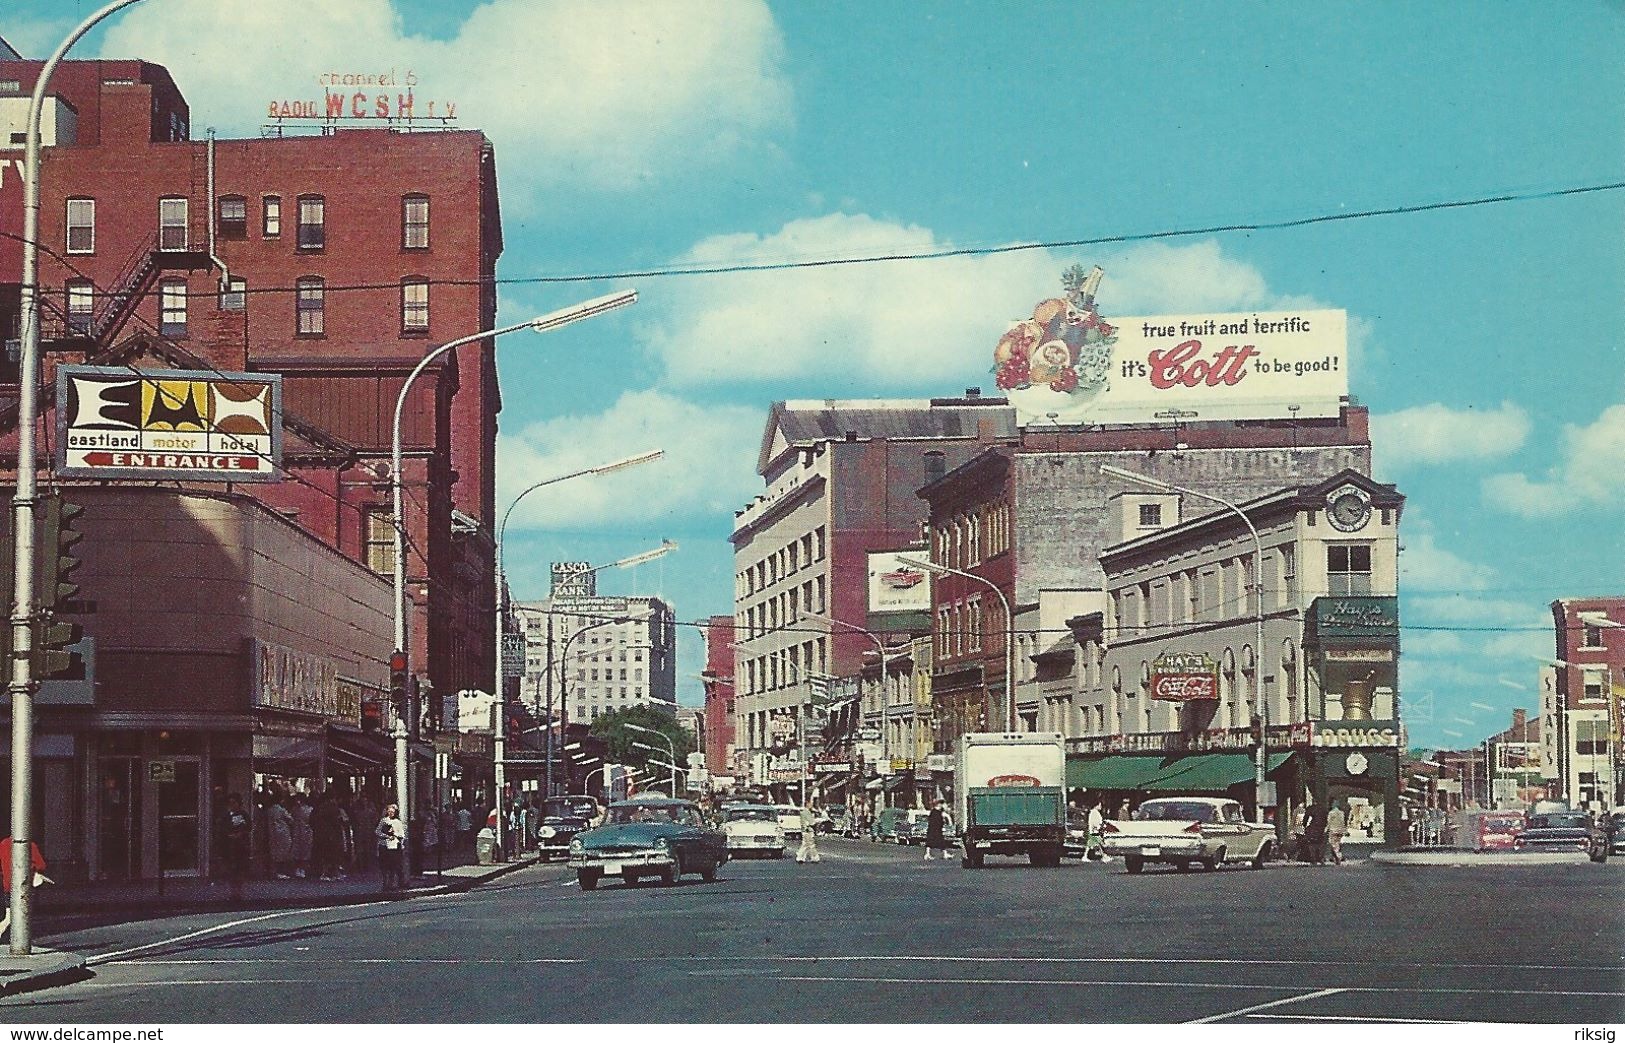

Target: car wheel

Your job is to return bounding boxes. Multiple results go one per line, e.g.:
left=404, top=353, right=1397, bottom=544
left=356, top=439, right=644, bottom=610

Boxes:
left=1250, top=842, right=1272, bottom=869
left=700, top=860, right=719, bottom=882
left=1124, top=856, right=1143, bottom=874
left=1203, top=847, right=1226, bottom=872
left=660, top=864, right=678, bottom=886
left=961, top=848, right=984, bottom=869
left=1176, top=860, right=1195, bottom=872
left=577, top=870, right=600, bottom=891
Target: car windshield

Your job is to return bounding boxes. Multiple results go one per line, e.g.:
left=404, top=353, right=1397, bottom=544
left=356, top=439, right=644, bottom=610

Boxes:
left=726, top=807, right=778, bottom=823
left=607, top=803, right=703, bottom=826
left=1138, top=801, right=1217, bottom=823
left=1530, top=813, right=1590, bottom=829
left=545, top=800, right=594, bottom=819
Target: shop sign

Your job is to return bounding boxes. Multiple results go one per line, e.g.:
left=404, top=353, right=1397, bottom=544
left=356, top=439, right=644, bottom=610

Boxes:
left=254, top=641, right=342, bottom=718
left=770, top=714, right=798, bottom=742
left=1150, top=652, right=1218, bottom=702
left=768, top=767, right=803, bottom=783
left=1309, top=597, right=1399, bottom=644
left=1322, top=647, right=1395, bottom=663
left=868, top=551, right=931, bottom=613
left=994, top=265, right=1346, bottom=427
left=1075, top=721, right=1313, bottom=755
left=814, top=762, right=851, bottom=774
left=148, top=759, right=176, bottom=784
left=927, top=754, right=953, bottom=773
left=56, top=366, right=282, bottom=483
left=553, top=596, right=630, bottom=618
left=890, top=759, right=913, bottom=773
left=334, top=678, right=364, bottom=722
left=502, top=634, right=527, bottom=680
left=1311, top=720, right=1402, bottom=749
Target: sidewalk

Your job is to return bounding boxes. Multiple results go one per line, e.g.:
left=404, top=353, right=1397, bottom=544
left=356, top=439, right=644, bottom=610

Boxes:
left=34, top=847, right=543, bottom=918
left=1369, top=848, right=1604, bottom=867
left=0, top=949, right=88, bottom=999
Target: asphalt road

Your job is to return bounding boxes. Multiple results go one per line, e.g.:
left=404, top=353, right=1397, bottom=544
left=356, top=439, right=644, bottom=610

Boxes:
left=5, top=838, right=1622, bottom=1024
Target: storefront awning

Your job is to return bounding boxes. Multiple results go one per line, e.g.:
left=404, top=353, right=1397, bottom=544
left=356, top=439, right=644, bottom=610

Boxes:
left=1141, top=752, right=1294, bottom=792
left=883, top=775, right=911, bottom=793
left=326, top=725, right=394, bottom=775
left=1068, top=752, right=1294, bottom=792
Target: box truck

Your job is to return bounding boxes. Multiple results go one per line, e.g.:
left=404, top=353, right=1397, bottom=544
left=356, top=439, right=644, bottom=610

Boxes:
left=955, top=732, right=1067, bottom=868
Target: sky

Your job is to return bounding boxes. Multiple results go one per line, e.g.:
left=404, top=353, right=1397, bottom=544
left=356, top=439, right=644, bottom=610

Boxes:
left=7, top=1, right=1623, bottom=745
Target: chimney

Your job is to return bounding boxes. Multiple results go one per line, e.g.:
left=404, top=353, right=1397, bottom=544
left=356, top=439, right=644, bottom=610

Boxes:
left=1512, top=708, right=1527, bottom=733
left=923, top=450, right=946, bottom=486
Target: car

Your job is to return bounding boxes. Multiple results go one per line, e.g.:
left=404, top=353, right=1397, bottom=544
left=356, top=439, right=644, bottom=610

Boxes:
left=1101, top=796, right=1275, bottom=873
left=568, top=794, right=729, bottom=890
left=1063, top=808, right=1092, bottom=858
left=1514, top=810, right=1609, bottom=862
left=872, top=806, right=910, bottom=844
left=773, top=805, right=805, bottom=847
left=536, top=798, right=596, bottom=862
left=1610, top=808, right=1625, bottom=856
left=818, top=806, right=851, bottom=835
left=720, top=803, right=786, bottom=858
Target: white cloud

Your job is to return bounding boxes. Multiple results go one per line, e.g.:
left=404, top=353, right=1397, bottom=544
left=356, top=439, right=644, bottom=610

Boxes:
left=647, top=219, right=1298, bottom=386
left=1369, top=402, right=1530, bottom=474
left=1399, top=532, right=1495, bottom=592
left=496, top=389, right=764, bottom=531
left=1482, top=403, right=1625, bottom=517
left=101, top=0, right=790, bottom=201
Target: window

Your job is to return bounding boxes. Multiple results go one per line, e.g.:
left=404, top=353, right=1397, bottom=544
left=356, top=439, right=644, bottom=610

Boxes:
left=1138, top=502, right=1162, bottom=528
left=1583, top=623, right=1603, bottom=648
left=1583, top=672, right=1606, bottom=702
left=297, top=195, right=325, bottom=250
left=364, top=510, right=395, bottom=575
left=1327, top=544, right=1373, bottom=596
left=262, top=195, right=282, bottom=238
left=159, top=279, right=187, bottom=336
left=296, top=277, right=324, bottom=335
left=220, top=276, right=246, bottom=312
left=65, top=280, right=94, bottom=332
left=158, top=197, right=188, bottom=250
left=402, top=194, right=429, bottom=249
left=218, top=195, right=247, bottom=238
left=401, top=278, right=429, bottom=331
left=1576, top=719, right=1608, bottom=755
left=65, top=198, right=95, bottom=254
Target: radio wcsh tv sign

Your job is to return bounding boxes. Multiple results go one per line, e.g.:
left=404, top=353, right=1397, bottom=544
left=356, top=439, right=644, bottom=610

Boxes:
left=1001, top=307, right=1347, bottom=427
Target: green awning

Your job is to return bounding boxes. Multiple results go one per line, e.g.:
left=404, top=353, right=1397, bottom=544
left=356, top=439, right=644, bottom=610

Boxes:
left=1142, top=752, right=1294, bottom=792
left=1066, top=755, right=1167, bottom=790
left=1068, top=752, right=1294, bottom=792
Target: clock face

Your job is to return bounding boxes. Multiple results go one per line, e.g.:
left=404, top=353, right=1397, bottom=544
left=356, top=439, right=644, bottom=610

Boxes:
left=1346, top=752, right=1369, bottom=776
left=1327, top=488, right=1371, bottom=532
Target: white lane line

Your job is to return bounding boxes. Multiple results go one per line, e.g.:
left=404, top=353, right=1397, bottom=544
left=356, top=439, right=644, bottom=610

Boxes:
left=125, top=958, right=583, bottom=966
left=1251, top=1013, right=1461, bottom=1024
left=1186, top=987, right=1347, bottom=1024
left=681, top=954, right=1625, bottom=973
left=79, top=979, right=318, bottom=989
left=764, top=974, right=1625, bottom=1000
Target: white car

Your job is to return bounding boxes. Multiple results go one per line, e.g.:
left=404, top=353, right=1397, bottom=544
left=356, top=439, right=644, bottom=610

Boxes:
left=722, top=804, right=786, bottom=858
left=1100, top=796, right=1275, bottom=873
left=774, top=805, right=805, bottom=847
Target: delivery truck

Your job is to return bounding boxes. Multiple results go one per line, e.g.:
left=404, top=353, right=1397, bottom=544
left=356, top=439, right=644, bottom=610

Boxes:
left=955, top=732, right=1067, bottom=868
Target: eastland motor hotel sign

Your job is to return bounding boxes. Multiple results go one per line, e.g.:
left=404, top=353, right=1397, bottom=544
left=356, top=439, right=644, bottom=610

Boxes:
left=994, top=265, right=1348, bottom=427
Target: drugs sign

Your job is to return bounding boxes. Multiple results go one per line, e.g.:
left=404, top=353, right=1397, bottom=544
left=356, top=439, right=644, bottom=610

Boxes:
left=56, top=366, right=282, bottom=482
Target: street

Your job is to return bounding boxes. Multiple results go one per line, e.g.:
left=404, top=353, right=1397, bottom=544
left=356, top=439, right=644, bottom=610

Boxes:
left=7, top=839, right=1622, bottom=1024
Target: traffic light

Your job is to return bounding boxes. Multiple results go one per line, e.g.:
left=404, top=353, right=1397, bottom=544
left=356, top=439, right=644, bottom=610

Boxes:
left=1249, top=715, right=1264, bottom=746
left=389, top=649, right=409, bottom=719
left=40, top=495, right=84, bottom=611
left=35, top=495, right=84, bottom=679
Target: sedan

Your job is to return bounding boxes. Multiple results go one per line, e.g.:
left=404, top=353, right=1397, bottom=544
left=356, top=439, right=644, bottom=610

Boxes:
left=569, top=795, right=729, bottom=890
left=1515, top=811, right=1610, bottom=862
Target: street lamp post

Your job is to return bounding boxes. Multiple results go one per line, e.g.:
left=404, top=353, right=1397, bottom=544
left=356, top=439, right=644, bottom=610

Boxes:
left=10, top=0, right=153, bottom=959
left=1098, top=464, right=1270, bottom=825
left=628, top=723, right=678, bottom=796
left=392, top=290, right=636, bottom=872
left=492, top=455, right=663, bottom=854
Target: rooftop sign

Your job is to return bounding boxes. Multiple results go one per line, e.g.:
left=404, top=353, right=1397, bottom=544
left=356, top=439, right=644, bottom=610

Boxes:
left=267, top=69, right=458, bottom=124
left=995, top=266, right=1347, bottom=427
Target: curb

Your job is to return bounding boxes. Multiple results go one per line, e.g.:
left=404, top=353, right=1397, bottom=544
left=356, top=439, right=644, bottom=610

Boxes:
left=0, top=950, right=90, bottom=999
left=1369, top=850, right=1602, bottom=867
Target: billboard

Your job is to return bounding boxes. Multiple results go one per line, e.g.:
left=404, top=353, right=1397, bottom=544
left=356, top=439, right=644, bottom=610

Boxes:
left=993, top=267, right=1346, bottom=427
left=1150, top=651, right=1218, bottom=702
left=56, top=366, right=282, bottom=482
left=867, top=551, right=931, bottom=613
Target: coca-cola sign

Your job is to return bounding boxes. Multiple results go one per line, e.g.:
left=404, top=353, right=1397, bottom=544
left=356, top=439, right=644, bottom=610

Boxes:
left=995, top=268, right=1347, bottom=428
left=1150, top=652, right=1218, bottom=702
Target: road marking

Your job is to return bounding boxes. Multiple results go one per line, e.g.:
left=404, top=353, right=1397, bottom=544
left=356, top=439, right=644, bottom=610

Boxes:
left=1250, top=1013, right=1460, bottom=1024
left=1186, top=987, right=1347, bottom=1024
left=79, top=979, right=318, bottom=989
left=680, top=954, right=1625, bottom=973
left=763, top=974, right=1625, bottom=1001
left=126, top=958, right=583, bottom=965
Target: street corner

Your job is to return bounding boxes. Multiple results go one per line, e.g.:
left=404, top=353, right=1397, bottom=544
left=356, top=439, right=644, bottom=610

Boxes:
left=0, top=949, right=91, bottom=999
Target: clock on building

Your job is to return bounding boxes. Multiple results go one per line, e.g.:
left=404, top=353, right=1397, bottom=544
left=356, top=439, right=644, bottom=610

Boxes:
left=1326, top=486, right=1372, bottom=532
left=1346, top=751, right=1369, bottom=776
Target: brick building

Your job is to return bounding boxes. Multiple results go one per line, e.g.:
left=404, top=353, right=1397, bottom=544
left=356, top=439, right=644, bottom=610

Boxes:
left=701, top=614, right=736, bottom=776
left=1548, top=597, right=1623, bottom=809
left=0, top=58, right=505, bottom=721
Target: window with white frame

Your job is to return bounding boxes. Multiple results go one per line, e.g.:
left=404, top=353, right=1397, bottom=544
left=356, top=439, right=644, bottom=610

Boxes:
left=158, top=279, right=187, bottom=336
left=401, top=278, right=429, bottom=331
left=65, top=198, right=95, bottom=254
left=402, top=193, right=429, bottom=249
left=297, top=194, right=325, bottom=250
left=158, top=196, right=188, bottom=250
left=220, top=276, right=246, bottom=312
left=65, top=279, right=94, bottom=332
left=1327, top=544, right=1373, bottom=596
left=296, top=277, right=324, bottom=335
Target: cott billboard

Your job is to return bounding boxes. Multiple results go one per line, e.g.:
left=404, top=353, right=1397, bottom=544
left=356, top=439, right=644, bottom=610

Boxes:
left=993, top=267, right=1347, bottom=427
left=56, top=366, right=282, bottom=482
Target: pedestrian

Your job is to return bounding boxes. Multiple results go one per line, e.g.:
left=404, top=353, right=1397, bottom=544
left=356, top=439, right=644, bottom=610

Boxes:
left=455, top=805, right=473, bottom=850
left=1303, top=801, right=1329, bottom=866
left=376, top=803, right=407, bottom=892
left=1087, top=801, right=1111, bottom=862
left=267, top=793, right=295, bottom=879
left=438, top=805, right=454, bottom=857
left=420, top=807, right=440, bottom=865
left=1289, top=803, right=1308, bottom=862
left=796, top=803, right=821, bottom=864
left=290, top=794, right=313, bottom=879
left=310, top=793, right=345, bottom=880
left=923, top=799, right=951, bottom=861
left=0, top=835, right=49, bottom=941
left=1326, top=801, right=1348, bottom=865
left=220, top=793, right=252, bottom=900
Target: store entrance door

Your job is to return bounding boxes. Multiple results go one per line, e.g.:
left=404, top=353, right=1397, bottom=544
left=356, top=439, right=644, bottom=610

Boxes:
left=97, top=759, right=142, bottom=880
left=155, top=757, right=203, bottom=877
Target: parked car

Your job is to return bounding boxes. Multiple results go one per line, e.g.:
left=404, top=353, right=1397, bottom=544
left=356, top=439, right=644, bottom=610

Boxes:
left=1101, top=796, right=1275, bottom=873
left=1063, top=808, right=1092, bottom=859
left=568, top=794, right=728, bottom=890
left=773, top=805, right=805, bottom=847
left=1515, top=810, right=1609, bottom=862
left=536, top=798, right=596, bottom=862
left=1610, top=808, right=1625, bottom=856
left=720, top=803, right=786, bottom=858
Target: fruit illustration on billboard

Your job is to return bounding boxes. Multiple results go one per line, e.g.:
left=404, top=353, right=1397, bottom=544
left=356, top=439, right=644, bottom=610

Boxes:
left=994, top=264, right=1118, bottom=424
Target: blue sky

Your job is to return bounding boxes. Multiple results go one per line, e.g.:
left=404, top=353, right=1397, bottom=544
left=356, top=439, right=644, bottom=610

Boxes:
left=9, top=1, right=1623, bottom=744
